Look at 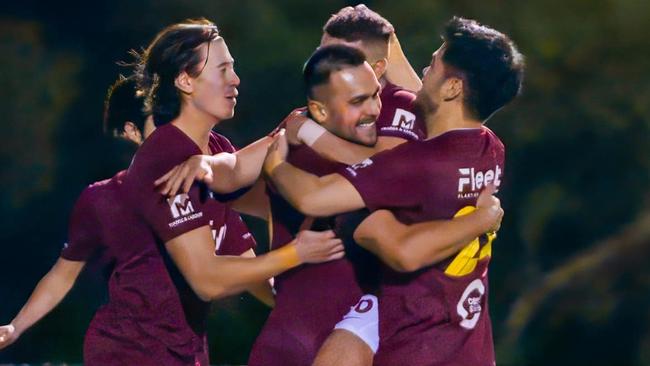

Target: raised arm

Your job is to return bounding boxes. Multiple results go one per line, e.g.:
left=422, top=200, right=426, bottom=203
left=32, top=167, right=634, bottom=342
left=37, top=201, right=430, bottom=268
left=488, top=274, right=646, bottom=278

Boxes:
left=156, top=135, right=275, bottom=196
left=264, top=131, right=365, bottom=217
left=165, top=226, right=343, bottom=302
left=353, top=187, right=503, bottom=272
left=0, top=258, right=85, bottom=349
left=385, top=33, right=422, bottom=92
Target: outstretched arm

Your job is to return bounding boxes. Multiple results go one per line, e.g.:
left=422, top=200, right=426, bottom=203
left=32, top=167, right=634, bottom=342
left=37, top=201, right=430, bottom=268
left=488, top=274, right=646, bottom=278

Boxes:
left=0, top=258, right=85, bottom=349
left=264, top=131, right=365, bottom=217
left=353, top=186, right=503, bottom=272
left=385, top=33, right=422, bottom=92
left=156, top=135, right=276, bottom=196
left=240, top=249, right=275, bottom=307
left=166, top=226, right=343, bottom=302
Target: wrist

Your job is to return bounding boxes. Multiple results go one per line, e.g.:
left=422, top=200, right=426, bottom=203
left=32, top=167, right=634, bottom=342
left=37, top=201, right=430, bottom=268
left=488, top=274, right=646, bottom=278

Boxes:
left=274, top=243, right=302, bottom=268
left=297, top=119, right=326, bottom=147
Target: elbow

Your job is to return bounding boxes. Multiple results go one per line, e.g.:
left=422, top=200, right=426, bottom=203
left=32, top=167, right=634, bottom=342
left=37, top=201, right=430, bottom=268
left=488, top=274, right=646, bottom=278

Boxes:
left=293, top=195, right=328, bottom=217
left=389, top=247, right=423, bottom=273
left=193, top=282, right=228, bottom=302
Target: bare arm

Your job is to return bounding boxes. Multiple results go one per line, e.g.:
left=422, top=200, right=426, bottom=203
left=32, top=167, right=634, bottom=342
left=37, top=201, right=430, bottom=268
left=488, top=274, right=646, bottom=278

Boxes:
left=385, top=33, right=422, bottom=92
left=263, top=131, right=365, bottom=217
left=353, top=187, right=503, bottom=272
left=0, top=258, right=85, bottom=349
left=165, top=226, right=343, bottom=302
left=310, top=134, right=405, bottom=165
left=156, top=135, right=275, bottom=196
left=240, top=249, right=275, bottom=307
left=284, top=110, right=406, bottom=165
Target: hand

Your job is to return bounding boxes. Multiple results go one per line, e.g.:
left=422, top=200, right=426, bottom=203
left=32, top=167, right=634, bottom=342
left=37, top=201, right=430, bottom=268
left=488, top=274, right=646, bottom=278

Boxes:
left=476, top=184, right=504, bottom=233
left=155, top=155, right=220, bottom=197
left=0, top=324, right=19, bottom=350
left=294, top=229, right=344, bottom=264
left=282, top=107, right=309, bottom=145
left=263, top=129, right=289, bottom=176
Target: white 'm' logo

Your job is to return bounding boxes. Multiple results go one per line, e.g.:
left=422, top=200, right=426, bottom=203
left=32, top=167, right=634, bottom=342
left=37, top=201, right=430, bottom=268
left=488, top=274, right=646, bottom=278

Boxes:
left=391, top=108, right=416, bottom=130
left=168, top=193, right=195, bottom=219
left=457, top=279, right=485, bottom=329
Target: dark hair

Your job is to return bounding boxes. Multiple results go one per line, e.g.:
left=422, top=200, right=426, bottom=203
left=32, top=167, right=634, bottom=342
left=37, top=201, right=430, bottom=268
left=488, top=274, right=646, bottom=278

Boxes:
left=103, top=75, right=147, bottom=136
left=135, top=18, right=220, bottom=126
left=323, top=4, right=394, bottom=45
left=303, top=44, right=367, bottom=100
left=441, top=16, right=525, bottom=121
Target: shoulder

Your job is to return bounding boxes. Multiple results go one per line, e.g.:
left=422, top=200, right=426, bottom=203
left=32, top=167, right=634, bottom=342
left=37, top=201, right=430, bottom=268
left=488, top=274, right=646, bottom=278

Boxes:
left=210, top=131, right=236, bottom=153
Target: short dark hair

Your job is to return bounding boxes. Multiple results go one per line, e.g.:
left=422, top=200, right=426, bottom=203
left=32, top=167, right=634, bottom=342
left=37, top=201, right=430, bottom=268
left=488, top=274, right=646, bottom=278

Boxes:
left=103, top=75, right=146, bottom=136
left=441, top=16, right=525, bottom=121
left=323, top=4, right=394, bottom=44
left=303, top=44, right=367, bottom=100
left=135, top=18, right=219, bottom=126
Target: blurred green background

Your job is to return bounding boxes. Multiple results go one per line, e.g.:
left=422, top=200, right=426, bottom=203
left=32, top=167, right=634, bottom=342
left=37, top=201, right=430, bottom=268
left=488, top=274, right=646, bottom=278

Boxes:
left=1, top=0, right=649, bottom=365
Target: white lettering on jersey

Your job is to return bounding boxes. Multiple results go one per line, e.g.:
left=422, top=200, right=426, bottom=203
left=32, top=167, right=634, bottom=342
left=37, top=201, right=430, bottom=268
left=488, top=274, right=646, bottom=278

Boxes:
left=210, top=220, right=227, bottom=252
left=457, top=278, right=485, bottom=329
left=458, top=165, right=502, bottom=193
left=345, top=158, right=374, bottom=177
left=391, top=108, right=416, bottom=130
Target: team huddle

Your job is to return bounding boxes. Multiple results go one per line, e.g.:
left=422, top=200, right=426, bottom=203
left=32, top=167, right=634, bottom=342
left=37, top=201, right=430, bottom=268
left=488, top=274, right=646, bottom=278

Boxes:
left=0, top=5, right=524, bottom=366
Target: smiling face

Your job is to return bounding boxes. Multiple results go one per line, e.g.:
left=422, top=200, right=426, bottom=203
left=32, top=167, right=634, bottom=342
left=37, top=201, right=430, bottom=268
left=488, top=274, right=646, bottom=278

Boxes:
left=188, top=37, right=240, bottom=121
left=313, top=62, right=382, bottom=146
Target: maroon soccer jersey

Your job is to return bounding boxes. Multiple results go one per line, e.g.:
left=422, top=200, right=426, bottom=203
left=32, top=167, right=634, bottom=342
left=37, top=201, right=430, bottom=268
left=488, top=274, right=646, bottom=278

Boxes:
left=248, top=143, right=364, bottom=366
left=249, top=88, right=424, bottom=366
left=339, top=127, right=505, bottom=366
left=70, top=124, right=255, bottom=366
left=375, top=82, right=427, bottom=141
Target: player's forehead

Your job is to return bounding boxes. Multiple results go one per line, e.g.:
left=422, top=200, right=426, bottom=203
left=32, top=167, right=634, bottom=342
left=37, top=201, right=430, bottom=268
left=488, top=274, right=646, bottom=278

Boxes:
left=329, top=62, right=379, bottom=97
left=202, top=37, right=234, bottom=66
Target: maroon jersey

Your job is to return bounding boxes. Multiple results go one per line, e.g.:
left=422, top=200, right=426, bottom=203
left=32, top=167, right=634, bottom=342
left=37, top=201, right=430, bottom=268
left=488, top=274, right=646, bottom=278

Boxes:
left=69, top=124, right=255, bottom=366
left=376, top=81, right=426, bottom=141
left=339, top=127, right=505, bottom=366
left=249, top=87, right=424, bottom=366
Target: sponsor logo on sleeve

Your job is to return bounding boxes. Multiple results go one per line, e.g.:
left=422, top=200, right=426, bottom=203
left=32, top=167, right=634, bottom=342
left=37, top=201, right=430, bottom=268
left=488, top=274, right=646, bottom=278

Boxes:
left=167, top=193, right=203, bottom=228
left=380, top=108, right=420, bottom=140
left=391, top=108, right=416, bottom=130
left=345, top=158, right=374, bottom=177
left=457, top=164, right=502, bottom=199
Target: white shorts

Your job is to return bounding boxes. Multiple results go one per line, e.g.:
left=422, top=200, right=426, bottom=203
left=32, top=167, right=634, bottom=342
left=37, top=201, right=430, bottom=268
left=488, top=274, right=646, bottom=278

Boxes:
left=334, top=294, right=379, bottom=353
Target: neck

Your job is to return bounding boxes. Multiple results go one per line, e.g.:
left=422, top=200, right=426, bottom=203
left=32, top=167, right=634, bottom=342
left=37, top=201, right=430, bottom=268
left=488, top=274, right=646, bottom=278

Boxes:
left=172, top=104, right=219, bottom=154
left=425, top=105, right=482, bottom=139
left=379, top=75, right=388, bottom=88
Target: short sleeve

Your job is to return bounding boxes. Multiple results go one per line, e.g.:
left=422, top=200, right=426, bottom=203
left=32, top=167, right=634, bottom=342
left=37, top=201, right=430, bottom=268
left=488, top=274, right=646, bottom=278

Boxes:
left=216, top=209, right=257, bottom=256
left=336, top=145, right=421, bottom=212
left=139, top=181, right=213, bottom=243
left=61, top=189, right=102, bottom=261
left=375, top=86, right=425, bottom=141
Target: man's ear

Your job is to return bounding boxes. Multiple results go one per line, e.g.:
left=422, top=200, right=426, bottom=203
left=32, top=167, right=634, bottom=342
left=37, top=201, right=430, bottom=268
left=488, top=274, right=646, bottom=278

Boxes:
left=442, top=77, right=463, bottom=101
left=371, top=58, right=388, bottom=80
left=307, top=99, right=327, bottom=124
left=174, top=71, right=193, bottom=94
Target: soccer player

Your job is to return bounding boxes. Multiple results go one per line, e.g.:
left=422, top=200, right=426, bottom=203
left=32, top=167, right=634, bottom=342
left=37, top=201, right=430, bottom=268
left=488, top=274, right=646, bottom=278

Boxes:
left=263, top=17, right=525, bottom=366
left=0, top=75, right=154, bottom=350
left=284, top=4, right=425, bottom=165
left=109, top=19, right=343, bottom=365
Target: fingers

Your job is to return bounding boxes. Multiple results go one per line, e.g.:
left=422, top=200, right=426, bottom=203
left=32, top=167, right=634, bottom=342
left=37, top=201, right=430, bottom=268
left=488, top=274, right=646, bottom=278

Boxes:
left=154, top=166, right=177, bottom=187
left=483, top=183, right=497, bottom=196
